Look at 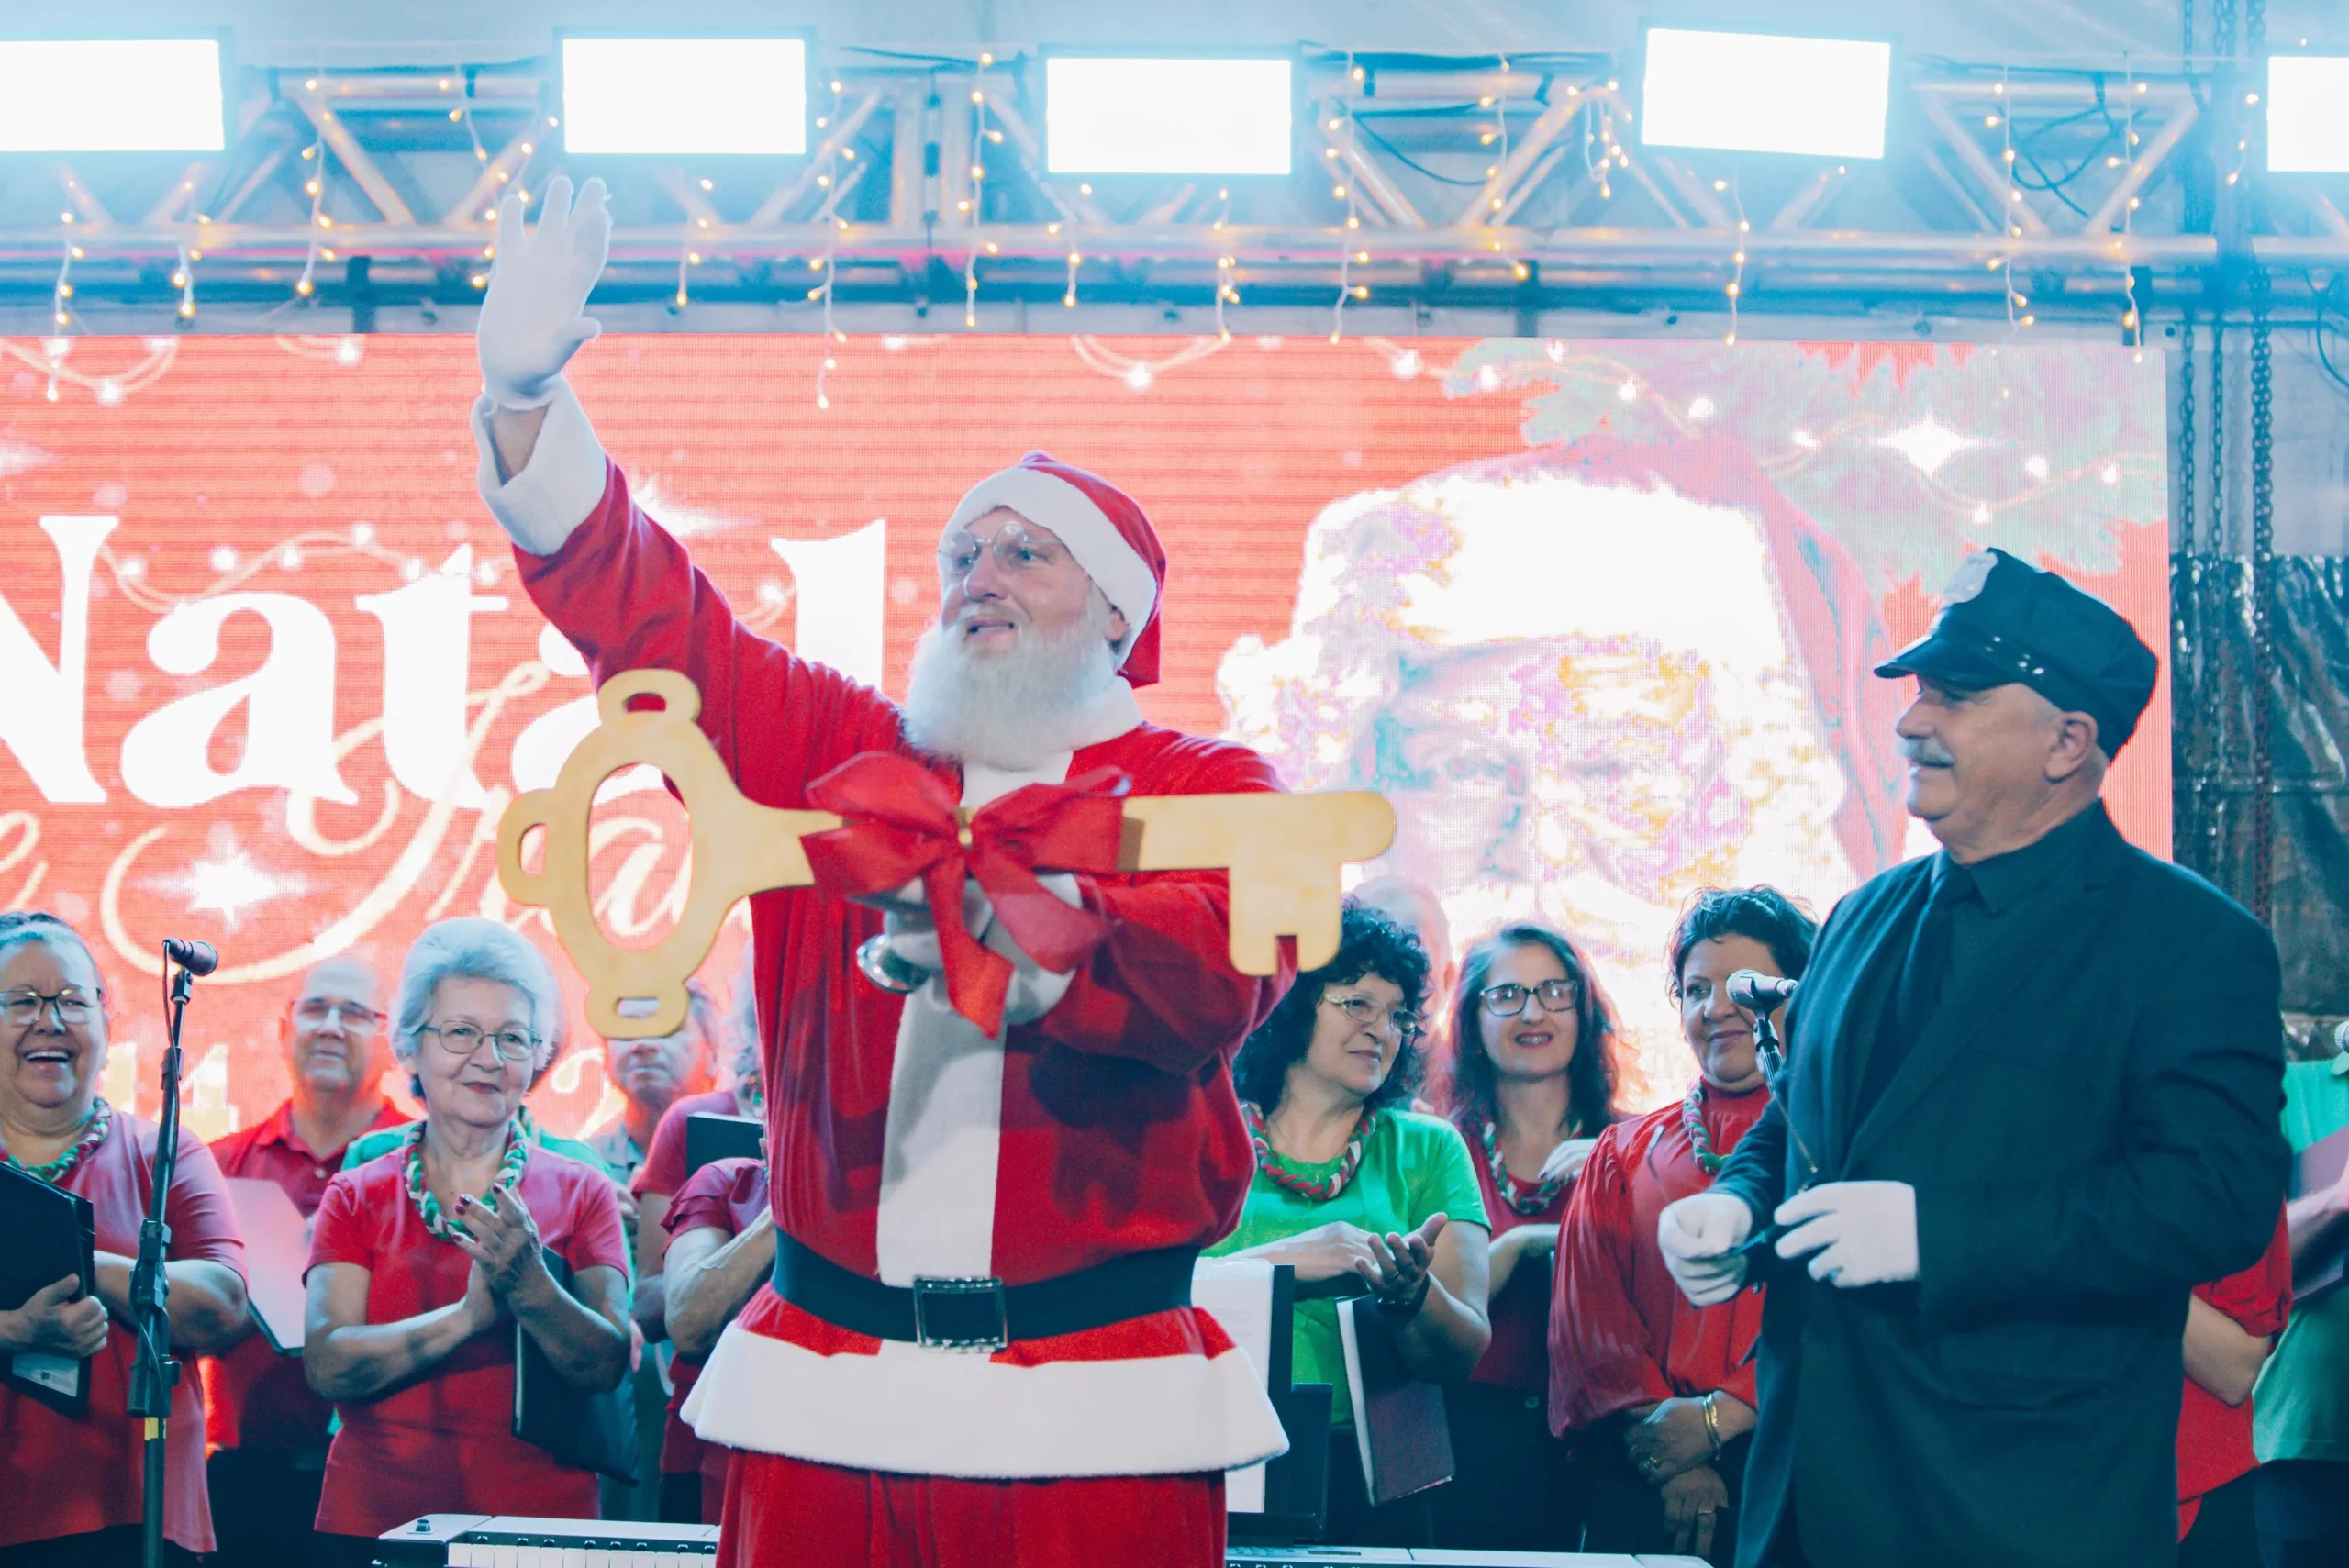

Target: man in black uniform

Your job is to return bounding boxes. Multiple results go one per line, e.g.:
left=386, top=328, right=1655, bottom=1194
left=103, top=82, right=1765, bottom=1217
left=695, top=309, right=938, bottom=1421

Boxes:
left=1657, top=549, right=2288, bottom=1568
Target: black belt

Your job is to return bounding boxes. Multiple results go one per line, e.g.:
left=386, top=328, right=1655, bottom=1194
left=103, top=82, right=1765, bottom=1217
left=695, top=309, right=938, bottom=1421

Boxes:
left=771, top=1231, right=1197, bottom=1352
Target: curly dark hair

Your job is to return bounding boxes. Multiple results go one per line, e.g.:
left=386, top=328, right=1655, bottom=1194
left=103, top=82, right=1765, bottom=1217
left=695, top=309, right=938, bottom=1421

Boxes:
left=1442, top=922, right=1619, bottom=1141
left=1232, top=900, right=1431, bottom=1116
left=1666, top=886, right=1819, bottom=995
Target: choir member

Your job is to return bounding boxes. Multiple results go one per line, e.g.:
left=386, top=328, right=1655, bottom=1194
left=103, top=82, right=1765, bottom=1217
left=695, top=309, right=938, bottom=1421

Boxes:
left=203, top=955, right=408, bottom=1568
left=586, top=977, right=721, bottom=1192
left=1206, top=900, right=1490, bottom=1547
left=1432, top=921, right=1621, bottom=1550
left=302, top=917, right=629, bottom=1553
left=661, top=1153, right=773, bottom=1522
left=0, top=910, right=250, bottom=1568
left=633, top=953, right=763, bottom=1520
left=2253, top=1039, right=2349, bottom=1568
left=1553, top=887, right=1815, bottom=1564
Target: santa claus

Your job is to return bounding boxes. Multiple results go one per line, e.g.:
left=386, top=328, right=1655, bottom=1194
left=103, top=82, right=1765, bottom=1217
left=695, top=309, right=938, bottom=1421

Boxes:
left=470, top=178, right=1290, bottom=1566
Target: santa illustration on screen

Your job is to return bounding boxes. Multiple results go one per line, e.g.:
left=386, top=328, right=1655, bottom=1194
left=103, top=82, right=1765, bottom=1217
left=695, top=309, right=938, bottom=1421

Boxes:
left=464, top=175, right=1289, bottom=1568
left=1219, top=442, right=1909, bottom=1091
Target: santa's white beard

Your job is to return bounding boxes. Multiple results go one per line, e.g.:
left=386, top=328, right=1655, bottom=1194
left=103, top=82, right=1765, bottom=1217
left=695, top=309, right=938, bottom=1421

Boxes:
left=900, top=598, right=1122, bottom=770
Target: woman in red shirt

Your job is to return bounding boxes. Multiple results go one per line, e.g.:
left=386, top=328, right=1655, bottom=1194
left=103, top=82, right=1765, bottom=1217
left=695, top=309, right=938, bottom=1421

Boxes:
left=660, top=1154, right=774, bottom=1523
left=1552, top=887, right=1814, bottom=1565
left=0, top=910, right=250, bottom=1568
left=1432, top=921, right=1621, bottom=1551
left=303, top=917, right=629, bottom=1555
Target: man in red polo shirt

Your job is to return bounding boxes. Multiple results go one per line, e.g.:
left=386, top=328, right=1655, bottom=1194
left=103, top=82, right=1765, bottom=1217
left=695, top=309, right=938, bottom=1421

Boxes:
left=202, top=955, right=408, bottom=1568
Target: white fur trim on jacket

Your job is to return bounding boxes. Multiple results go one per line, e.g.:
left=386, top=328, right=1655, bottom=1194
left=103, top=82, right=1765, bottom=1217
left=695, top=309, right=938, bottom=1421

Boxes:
left=946, top=467, right=1159, bottom=666
left=680, top=1323, right=1289, bottom=1481
left=470, top=379, right=609, bottom=556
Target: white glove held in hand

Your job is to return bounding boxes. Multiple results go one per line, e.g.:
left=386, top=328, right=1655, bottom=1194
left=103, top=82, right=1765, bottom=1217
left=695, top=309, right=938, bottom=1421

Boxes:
left=881, top=874, right=1080, bottom=1029
left=477, top=176, right=611, bottom=409
left=1774, top=1180, right=1918, bottom=1287
left=1659, top=1191, right=1753, bottom=1307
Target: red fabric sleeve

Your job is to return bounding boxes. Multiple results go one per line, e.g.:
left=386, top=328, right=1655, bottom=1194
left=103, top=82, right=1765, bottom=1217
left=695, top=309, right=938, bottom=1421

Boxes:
left=2194, top=1208, right=2293, bottom=1337
left=163, top=1136, right=248, bottom=1275
left=559, top=1162, right=631, bottom=1277
left=1038, top=743, right=1293, bottom=1073
left=304, top=1172, right=374, bottom=1275
left=515, top=463, right=904, bottom=811
left=1549, top=1121, right=1672, bottom=1433
left=631, top=1090, right=739, bottom=1198
left=663, top=1157, right=758, bottom=1240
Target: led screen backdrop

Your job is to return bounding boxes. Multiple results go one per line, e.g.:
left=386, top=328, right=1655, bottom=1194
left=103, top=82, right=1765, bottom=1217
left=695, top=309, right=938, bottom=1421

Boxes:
left=0, top=332, right=2168, bottom=1133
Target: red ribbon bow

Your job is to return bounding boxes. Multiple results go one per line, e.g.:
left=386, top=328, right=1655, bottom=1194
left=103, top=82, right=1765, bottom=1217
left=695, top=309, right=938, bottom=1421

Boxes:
left=802, top=752, right=1130, bottom=1035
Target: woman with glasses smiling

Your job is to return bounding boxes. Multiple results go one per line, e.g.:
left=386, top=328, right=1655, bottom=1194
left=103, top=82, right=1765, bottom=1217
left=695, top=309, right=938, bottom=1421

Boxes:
left=1431, top=922, right=1623, bottom=1551
left=1206, top=901, right=1491, bottom=1547
left=302, top=918, right=629, bottom=1559
left=0, top=910, right=250, bottom=1568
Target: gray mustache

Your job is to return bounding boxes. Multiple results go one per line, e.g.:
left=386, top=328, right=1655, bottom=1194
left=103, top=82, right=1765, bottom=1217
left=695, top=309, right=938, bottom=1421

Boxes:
left=1899, top=738, right=1956, bottom=767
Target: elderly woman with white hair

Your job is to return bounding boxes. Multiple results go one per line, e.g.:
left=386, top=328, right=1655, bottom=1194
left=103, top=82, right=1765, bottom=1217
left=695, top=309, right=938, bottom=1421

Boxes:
left=302, top=917, right=629, bottom=1551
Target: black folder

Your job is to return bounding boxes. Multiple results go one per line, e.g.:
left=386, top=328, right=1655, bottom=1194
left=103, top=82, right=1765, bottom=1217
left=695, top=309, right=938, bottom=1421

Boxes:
left=512, top=1247, right=638, bottom=1482
left=684, top=1112, right=763, bottom=1177
left=0, top=1161, right=98, bottom=1417
left=1336, top=1294, right=1455, bottom=1507
left=2290, top=1125, right=2349, bottom=1303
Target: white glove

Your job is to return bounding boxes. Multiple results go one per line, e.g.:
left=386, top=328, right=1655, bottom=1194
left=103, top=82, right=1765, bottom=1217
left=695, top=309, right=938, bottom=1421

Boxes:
left=1774, top=1181, right=1918, bottom=1287
left=1658, top=1191, right=1753, bottom=1307
left=477, top=175, right=610, bottom=410
left=882, top=879, right=995, bottom=973
left=882, top=874, right=1079, bottom=1028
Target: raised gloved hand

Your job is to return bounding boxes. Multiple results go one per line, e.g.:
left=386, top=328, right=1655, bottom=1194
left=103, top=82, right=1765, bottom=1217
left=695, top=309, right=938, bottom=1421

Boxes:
left=477, top=175, right=610, bottom=409
left=1658, top=1191, right=1753, bottom=1307
left=1774, top=1180, right=1918, bottom=1287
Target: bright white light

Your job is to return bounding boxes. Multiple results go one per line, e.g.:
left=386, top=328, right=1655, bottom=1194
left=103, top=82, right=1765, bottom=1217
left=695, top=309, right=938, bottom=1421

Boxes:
left=1046, top=57, right=1291, bottom=176
left=562, top=37, right=807, bottom=156
left=1641, top=29, right=1890, bottom=160
left=2268, top=56, right=2349, bottom=173
left=1876, top=418, right=1980, bottom=475
left=0, top=40, right=223, bottom=152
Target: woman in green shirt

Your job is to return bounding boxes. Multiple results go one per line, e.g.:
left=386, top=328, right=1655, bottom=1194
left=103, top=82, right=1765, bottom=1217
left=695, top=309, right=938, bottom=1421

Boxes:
left=1206, top=901, right=1491, bottom=1546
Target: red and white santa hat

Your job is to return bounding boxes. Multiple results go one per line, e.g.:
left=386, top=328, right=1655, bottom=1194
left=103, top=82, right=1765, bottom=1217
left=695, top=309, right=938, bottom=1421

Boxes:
left=943, top=451, right=1167, bottom=687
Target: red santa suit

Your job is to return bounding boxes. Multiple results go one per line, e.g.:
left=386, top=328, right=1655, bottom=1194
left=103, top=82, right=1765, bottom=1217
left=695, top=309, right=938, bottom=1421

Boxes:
left=474, top=386, right=1290, bottom=1567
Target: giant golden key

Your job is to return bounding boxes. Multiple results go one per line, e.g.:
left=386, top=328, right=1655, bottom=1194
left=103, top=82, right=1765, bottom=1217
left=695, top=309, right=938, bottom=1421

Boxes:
left=497, top=669, right=1397, bottom=1038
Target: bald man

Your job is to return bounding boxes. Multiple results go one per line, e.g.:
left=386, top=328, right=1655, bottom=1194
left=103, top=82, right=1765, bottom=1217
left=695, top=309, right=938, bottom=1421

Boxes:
left=203, top=956, right=413, bottom=1568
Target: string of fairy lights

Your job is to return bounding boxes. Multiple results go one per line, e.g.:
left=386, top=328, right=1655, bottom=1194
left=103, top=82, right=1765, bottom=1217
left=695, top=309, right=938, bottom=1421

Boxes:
left=8, top=48, right=2263, bottom=410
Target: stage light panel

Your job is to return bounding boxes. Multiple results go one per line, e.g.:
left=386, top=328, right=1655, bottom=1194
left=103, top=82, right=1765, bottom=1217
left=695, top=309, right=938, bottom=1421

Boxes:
left=1045, top=56, right=1292, bottom=176
left=2268, top=56, right=2349, bottom=174
left=0, top=39, right=224, bottom=152
left=561, top=37, right=807, bottom=157
left=1640, top=28, right=1891, bottom=160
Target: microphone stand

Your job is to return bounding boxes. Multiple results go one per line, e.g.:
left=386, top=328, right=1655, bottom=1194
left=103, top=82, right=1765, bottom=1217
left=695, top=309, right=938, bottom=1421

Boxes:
left=128, top=951, right=195, bottom=1568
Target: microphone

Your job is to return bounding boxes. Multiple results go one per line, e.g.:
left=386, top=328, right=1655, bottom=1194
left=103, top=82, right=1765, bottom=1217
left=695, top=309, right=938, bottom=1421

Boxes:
left=1727, top=970, right=1798, bottom=1012
left=162, top=938, right=219, bottom=976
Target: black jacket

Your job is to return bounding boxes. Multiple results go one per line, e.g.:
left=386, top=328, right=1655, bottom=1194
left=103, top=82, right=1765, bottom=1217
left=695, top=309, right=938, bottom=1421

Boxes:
left=1711, top=803, right=2288, bottom=1568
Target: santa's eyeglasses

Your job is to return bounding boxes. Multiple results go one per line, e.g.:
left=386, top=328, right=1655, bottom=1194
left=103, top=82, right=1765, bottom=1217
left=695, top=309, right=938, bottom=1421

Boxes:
left=937, top=522, right=1069, bottom=582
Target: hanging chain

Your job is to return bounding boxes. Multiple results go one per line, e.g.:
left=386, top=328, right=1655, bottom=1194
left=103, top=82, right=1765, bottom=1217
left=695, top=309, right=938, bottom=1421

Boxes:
left=2249, top=267, right=2276, bottom=927
left=2210, top=312, right=2226, bottom=557
left=2214, top=0, right=2238, bottom=60
left=2176, top=309, right=2202, bottom=867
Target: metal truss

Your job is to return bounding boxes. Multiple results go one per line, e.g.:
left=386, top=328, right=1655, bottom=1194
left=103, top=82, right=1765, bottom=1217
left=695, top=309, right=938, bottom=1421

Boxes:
left=6, top=50, right=2347, bottom=327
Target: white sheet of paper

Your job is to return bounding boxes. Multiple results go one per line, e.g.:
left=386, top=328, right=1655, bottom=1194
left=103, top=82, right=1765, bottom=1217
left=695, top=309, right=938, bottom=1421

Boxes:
left=1191, top=1255, right=1276, bottom=1514
left=10, top=1351, right=79, bottom=1396
left=224, top=1177, right=311, bottom=1354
